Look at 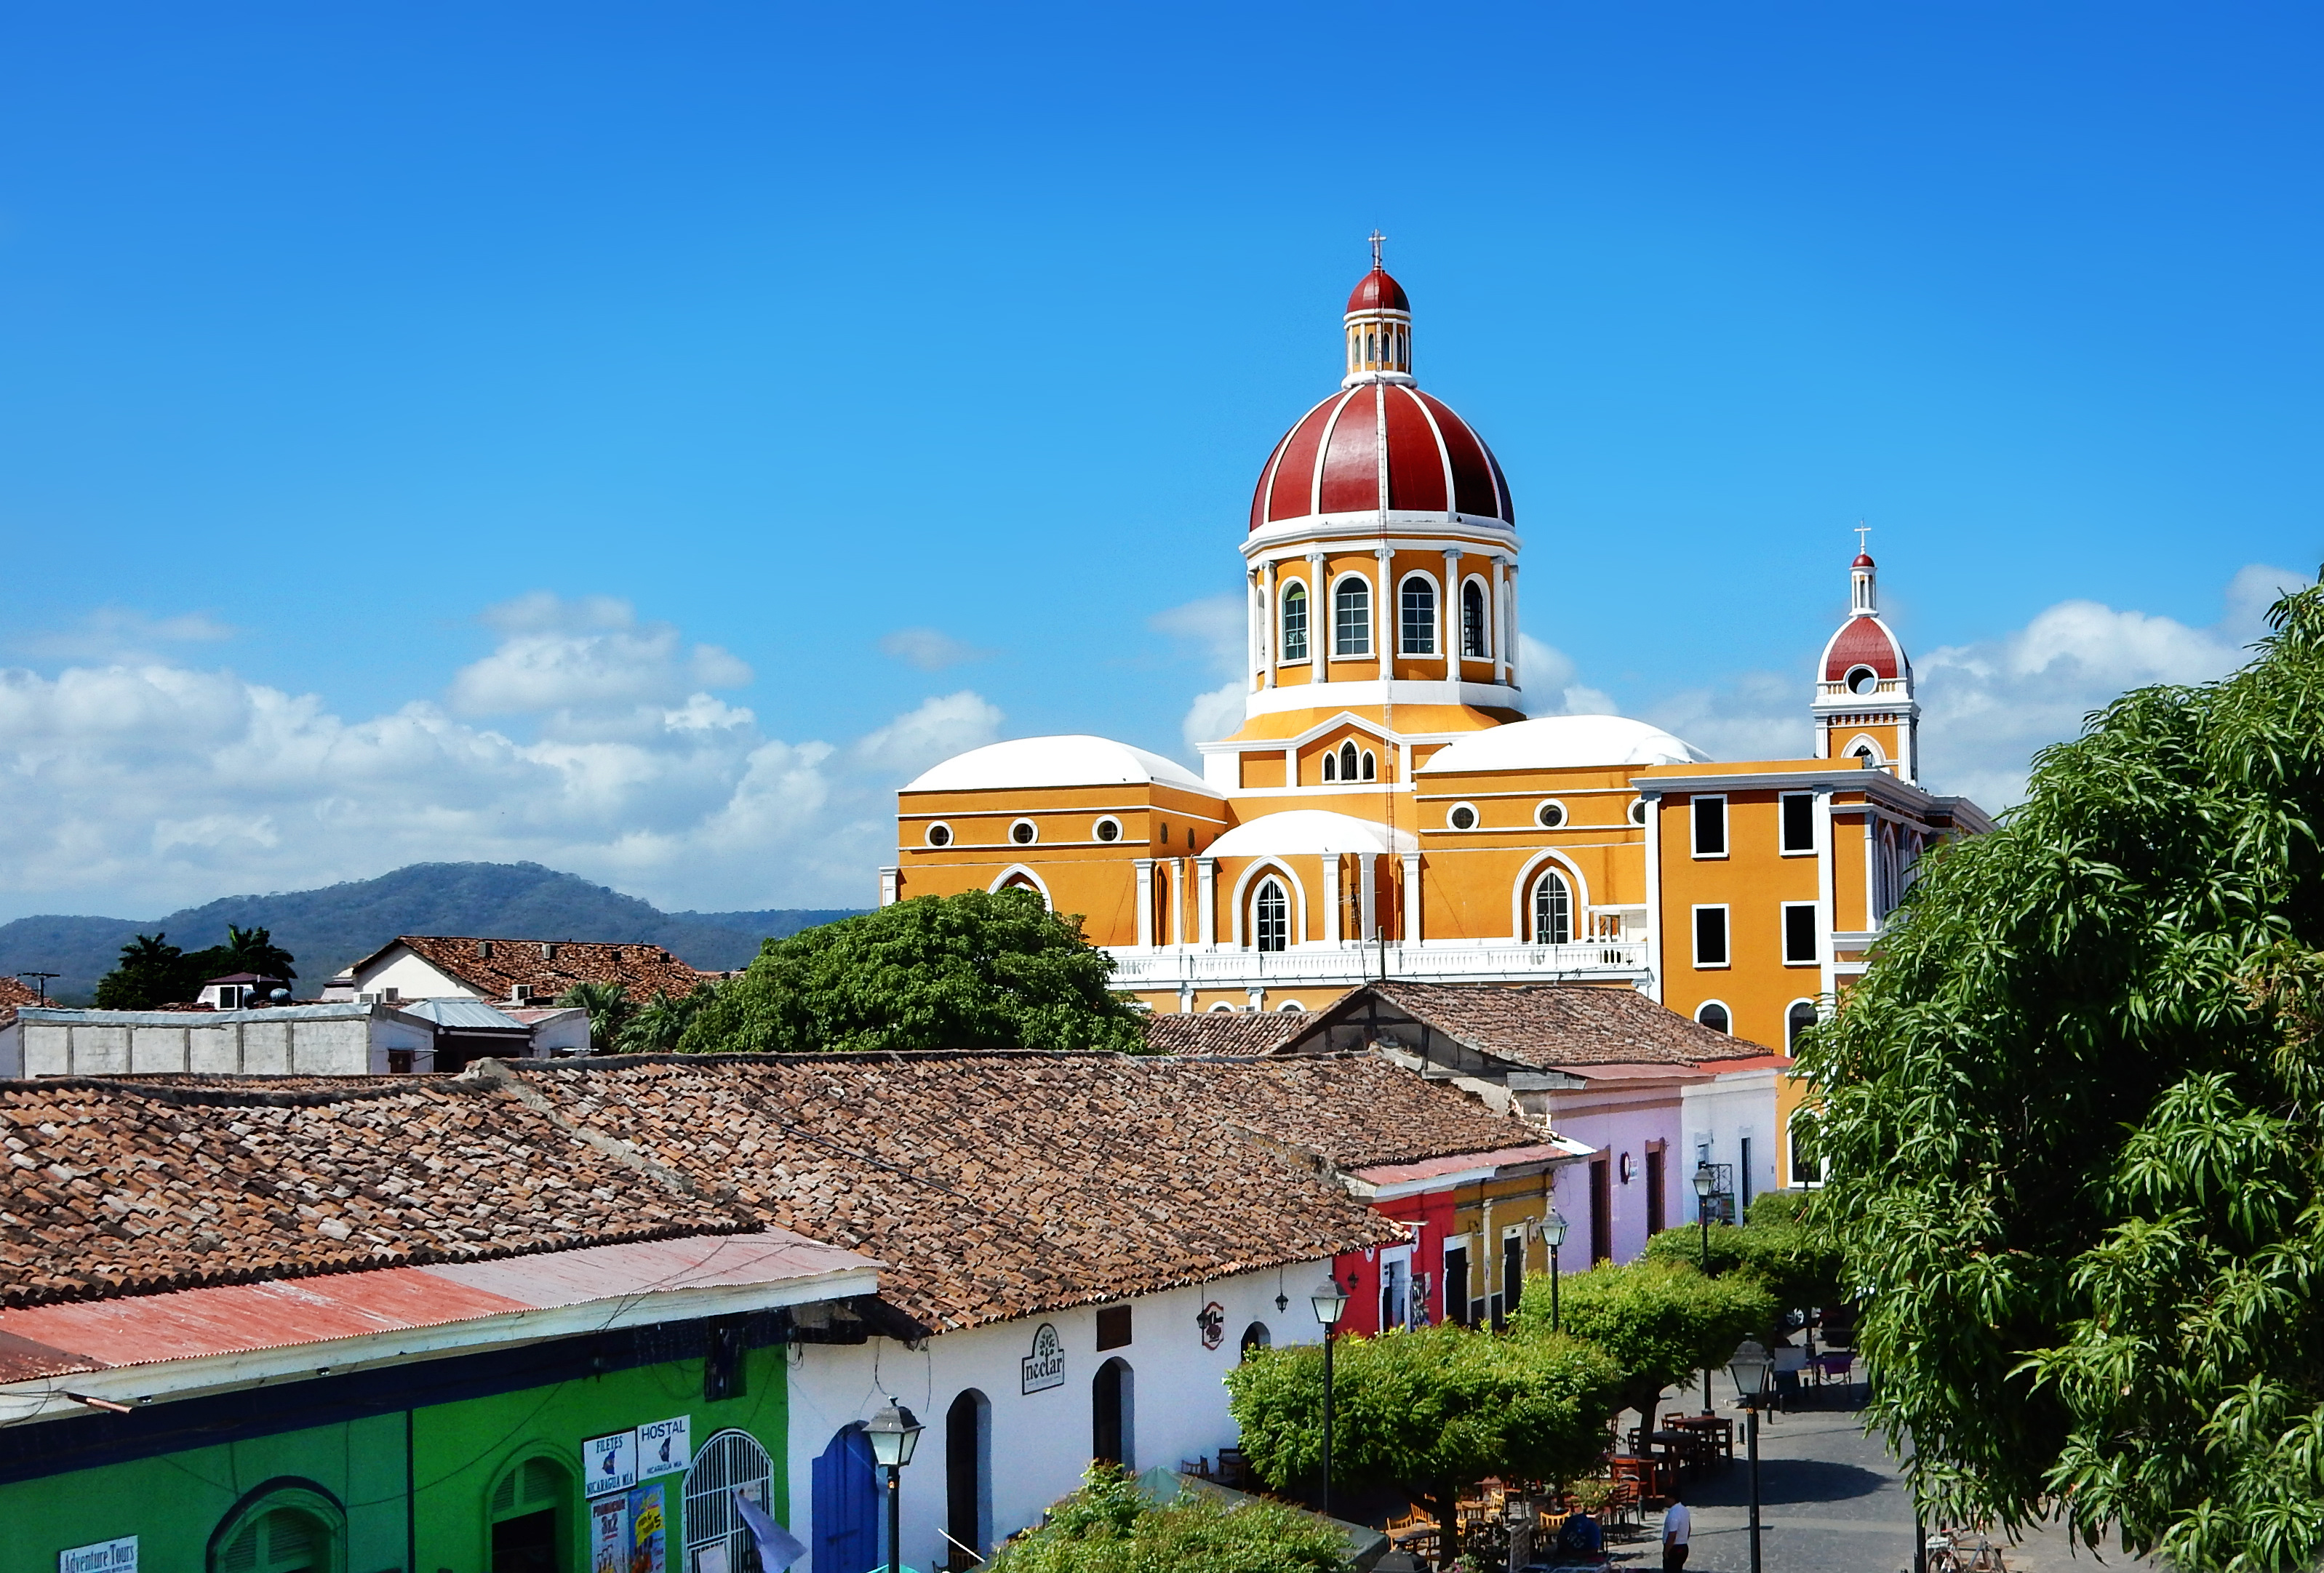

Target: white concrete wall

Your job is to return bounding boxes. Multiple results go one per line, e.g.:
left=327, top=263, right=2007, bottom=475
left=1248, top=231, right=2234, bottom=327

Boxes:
left=356, top=949, right=486, bottom=1001
left=1680, top=1068, right=1781, bottom=1221
left=786, top=1263, right=1327, bottom=1572
left=17, top=1006, right=434, bottom=1076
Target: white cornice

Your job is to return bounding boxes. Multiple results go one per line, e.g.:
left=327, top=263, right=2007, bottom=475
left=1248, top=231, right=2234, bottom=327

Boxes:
left=1242, top=514, right=1520, bottom=558
left=1240, top=678, right=1524, bottom=719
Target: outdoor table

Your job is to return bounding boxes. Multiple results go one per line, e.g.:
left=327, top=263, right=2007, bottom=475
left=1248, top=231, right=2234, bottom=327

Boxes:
left=1670, top=1414, right=1733, bottom=1460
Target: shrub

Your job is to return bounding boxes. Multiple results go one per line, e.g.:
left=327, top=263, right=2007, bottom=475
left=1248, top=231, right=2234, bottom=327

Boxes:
left=986, top=1464, right=1349, bottom=1573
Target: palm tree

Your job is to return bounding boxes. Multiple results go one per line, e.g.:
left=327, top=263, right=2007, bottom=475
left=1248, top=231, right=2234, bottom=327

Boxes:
left=618, top=985, right=713, bottom=1054
left=554, top=981, right=634, bottom=1054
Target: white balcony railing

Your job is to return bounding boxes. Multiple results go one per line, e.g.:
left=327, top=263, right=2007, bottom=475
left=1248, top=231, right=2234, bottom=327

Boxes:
left=1105, top=940, right=1649, bottom=992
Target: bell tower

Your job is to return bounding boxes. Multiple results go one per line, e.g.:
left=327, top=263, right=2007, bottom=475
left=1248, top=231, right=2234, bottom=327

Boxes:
left=1812, top=536, right=1920, bottom=783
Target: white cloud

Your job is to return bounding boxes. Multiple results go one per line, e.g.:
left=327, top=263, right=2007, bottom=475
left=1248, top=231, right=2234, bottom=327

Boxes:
left=1154, top=594, right=1253, bottom=755
left=0, top=597, right=1009, bottom=918
left=15, top=606, right=238, bottom=663
left=1517, top=635, right=1620, bottom=719
left=878, top=627, right=994, bottom=671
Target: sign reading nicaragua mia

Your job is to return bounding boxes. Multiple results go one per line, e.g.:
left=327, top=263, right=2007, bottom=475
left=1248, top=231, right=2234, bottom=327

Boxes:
left=59, top=1540, right=136, bottom=1573
left=584, top=1428, right=639, bottom=1497
left=1021, top=1321, right=1066, bottom=1394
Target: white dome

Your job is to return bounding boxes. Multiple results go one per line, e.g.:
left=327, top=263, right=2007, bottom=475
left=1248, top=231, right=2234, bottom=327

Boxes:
left=1203, top=809, right=1417, bottom=858
left=1417, top=716, right=1709, bottom=775
left=903, top=735, right=1221, bottom=795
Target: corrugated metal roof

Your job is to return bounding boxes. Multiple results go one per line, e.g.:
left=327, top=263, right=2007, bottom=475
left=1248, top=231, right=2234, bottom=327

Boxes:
left=400, top=998, right=528, bottom=1031
left=1349, top=1140, right=1592, bottom=1188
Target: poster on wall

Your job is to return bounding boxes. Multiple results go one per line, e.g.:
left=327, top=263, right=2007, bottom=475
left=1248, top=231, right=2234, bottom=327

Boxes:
left=638, top=1414, right=692, bottom=1478
left=589, top=1495, right=631, bottom=1573
left=628, top=1482, right=667, bottom=1573
left=584, top=1429, right=639, bottom=1497
left=58, top=1540, right=137, bottom=1573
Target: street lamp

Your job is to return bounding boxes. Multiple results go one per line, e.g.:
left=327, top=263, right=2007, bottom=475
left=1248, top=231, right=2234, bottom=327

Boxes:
left=1536, top=1209, right=1568, bottom=1333
left=1693, top=1163, right=1719, bottom=1412
left=1728, top=1340, right=1776, bottom=1573
left=863, top=1400, right=924, bottom=1573
left=1311, top=1276, right=1351, bottom=1519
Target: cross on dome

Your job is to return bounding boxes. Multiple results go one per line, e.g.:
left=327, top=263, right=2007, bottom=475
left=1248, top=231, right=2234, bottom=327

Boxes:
left=1369, top=229, right=1386, bottom=270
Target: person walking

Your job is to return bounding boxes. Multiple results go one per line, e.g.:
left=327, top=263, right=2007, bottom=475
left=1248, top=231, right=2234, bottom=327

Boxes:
left=1661, top=1496, right=1693, bottom=1572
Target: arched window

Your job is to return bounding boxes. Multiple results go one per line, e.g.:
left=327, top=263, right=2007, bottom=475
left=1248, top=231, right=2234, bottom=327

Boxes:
left=1531, top=869, right=1573, bottom=945
left=1400, top=577, right=1437, bottom=655
left=1093, top=1358, right=1135, bottom=1468
left=1280, top=582, right=1309, bottom=663
left=1239, top=1322, right=1272, bottom=1361
left=1253, top=878, right=1289, bottom=952
left=1321, top=750, right=1338, bottom=783
left=487, top=1454, right=572, bottom=1572
left=1361, top=750, right=1377, bottom=781
left=691, top=1428, right=778, bottom=1573
left=1338, top=741, right=1359, bottom=780
left=1696, top=1001, right=1731, bottom=1035
left=1333, top=579, right=1371, bottom=657
left=1462, top=580, right=1487, bottom=657
left=1786, top=1000, right=1818, bottom=1050
left=945, top=1390, right=992, bottom=1566
left=212, top=1486, right=344, bottom=1573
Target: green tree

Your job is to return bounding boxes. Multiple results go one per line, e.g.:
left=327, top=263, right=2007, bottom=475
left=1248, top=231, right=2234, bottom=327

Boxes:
left=1226, top=1324, right=1617, bottom=1562
left=1801, top=572, right=2324, bottom=1570
left=555, top=980, right=635, bottom=1054
left=212, top=924, right=298, bottom=980
left=617, top=985, right=714, bottom=1053
left=1516, top=1260, right=1773, bottom=1425
left=985, top=1464, right=1350, bottom=1573
left=92, top=932, right=186, bottom=1009
left=1641, top=1192, right=1843, bottom=1324
left=677, top=888, right=1146, bottom=1054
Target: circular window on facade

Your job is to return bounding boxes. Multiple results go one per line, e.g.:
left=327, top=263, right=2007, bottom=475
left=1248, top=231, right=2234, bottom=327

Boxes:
left=1010, top=819, right=1037, bottom=845
left=1846, top=665, right=1879, bottom=695
left=1628, top=798, right=1648, bottom=825
left=925, top=822, right=952, bottom=847
left=1535, top=800, right=1567, bottom=829
left=1447, top=803, right=1478, bottom=831
left=1094, top=817, right=1122, bottom=843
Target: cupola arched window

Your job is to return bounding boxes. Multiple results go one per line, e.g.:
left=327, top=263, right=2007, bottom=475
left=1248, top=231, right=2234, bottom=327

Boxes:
left=1361, top=749, right=1377, bottom=781
left=1280, top=583, right=1309, bottom=663
left=1400, top=577, right=1437, bottom=655
left=1333, top=580, right=1371, bottom=657
left=1253, top=878, right=1289, bottom=952
left=1321, top=750, right=1338, bottom=783
left=1338, top=742, right=1358, bottom=781
left=1531, top=868, right=1573, bottom=945
left=1462, top=580, right=1488, bottom=658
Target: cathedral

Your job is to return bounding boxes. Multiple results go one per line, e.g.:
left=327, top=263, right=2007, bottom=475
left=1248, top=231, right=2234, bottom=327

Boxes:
left=885, top=254, right=1990, bottom=1049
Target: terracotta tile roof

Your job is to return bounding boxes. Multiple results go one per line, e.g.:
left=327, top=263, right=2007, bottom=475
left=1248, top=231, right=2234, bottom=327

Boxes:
left=383, top=935, right=716, bottom=1001
left=0, top=1076, right=747, bottom=1309
left=0, top=977, right=38, bottom=1029
left=502, top=1050, right=1542, bottom=1332
left=1311, top=981, right=1773, bottom=1068
left=1141, top=1009, right=1322, bottom=1056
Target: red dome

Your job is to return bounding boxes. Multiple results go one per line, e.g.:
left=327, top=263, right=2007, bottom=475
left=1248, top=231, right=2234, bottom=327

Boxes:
left=1346, top=267, right=1410, bottom=314
left=1822, top=616, right=1904, bottom=682
left=1852, top=551, right=1875, bottom=569
left=1248, top=383, right=1513, bottom=530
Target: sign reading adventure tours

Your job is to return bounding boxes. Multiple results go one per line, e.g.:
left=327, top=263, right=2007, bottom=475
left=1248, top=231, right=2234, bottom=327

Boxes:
left=1021, top=1321, right=1066, bottom=1393
left=59, top=1541, right=137, bottom=1573
left=637, top=1414, right=692, bottom=1478
left=583, top=1428, right=639, bottom=1497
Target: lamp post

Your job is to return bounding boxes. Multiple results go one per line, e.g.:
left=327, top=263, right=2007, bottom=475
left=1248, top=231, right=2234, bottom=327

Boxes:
left=1311, top=1276, right=1351, bottom=1519
left=1693, top=1162, right=1718, bottom=1411
left=864, top=1400, right=924, bottom=1573
left=1536, top=1209, right=1568, bottom=1333
left=1727, top=1340, right=1776, bottom=1573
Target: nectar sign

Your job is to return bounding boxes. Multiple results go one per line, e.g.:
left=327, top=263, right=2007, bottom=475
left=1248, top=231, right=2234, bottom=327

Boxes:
left=1021, top=1322, right=1065, bottom=1394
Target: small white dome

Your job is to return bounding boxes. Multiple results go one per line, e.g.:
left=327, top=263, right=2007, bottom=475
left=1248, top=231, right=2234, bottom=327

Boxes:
left=1204, top=809, right=1417, bottom=858
left=903, top=735, right=1221, bottom=795
left=1417, top=716, right=1709, bottom=774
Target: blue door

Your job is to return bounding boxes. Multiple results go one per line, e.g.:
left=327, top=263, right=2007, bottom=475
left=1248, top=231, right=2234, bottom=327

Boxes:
left=812, top=1425, right=879, bottom=1573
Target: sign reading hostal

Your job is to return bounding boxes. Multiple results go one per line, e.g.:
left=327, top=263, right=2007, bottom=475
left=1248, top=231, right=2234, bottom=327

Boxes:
left=638, top=1414, right=691, bottom=1478
left=1021, top=1321, right=1065, bottom=1394
left=583, top=1428, right=639, bottom=1497
left=59, top=1541, right=136, bottom=1573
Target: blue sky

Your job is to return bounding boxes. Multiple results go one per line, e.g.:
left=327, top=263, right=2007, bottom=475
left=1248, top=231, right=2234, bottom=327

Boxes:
left=1, top=4, right=2317, bottom=916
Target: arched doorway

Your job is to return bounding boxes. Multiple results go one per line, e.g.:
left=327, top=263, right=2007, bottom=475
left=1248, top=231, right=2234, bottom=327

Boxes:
left=487, top=1454, right=572, bottom=1572
left=1252, top=878, right=1289, bottom=952
left=808, top=1427, right=879, bottom=1573
left=1530, top=868, right=1573, bottom=944
left=687, top=1428, right=777, bottom=1573
left=1092, top=1357, right=1134, bottom=1470
left=944, top=1390, right=991, bottom=1569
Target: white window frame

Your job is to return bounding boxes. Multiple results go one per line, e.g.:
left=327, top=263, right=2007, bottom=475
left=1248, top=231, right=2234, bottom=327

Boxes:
left=1778, top=791, right=1816, bottom=856
left=1445, top=801, right=1480, bottom=832
left=1331, top=574, right=1373, bottom=658
left=1007, top=817, right=1039, bottom=846
left=1694, top=998, right=1733, bottom=1034
left=1093, top=816, right=1123, bottom=844
left=925, top=821, right=954, bottom=848
left=1531, top=867, right=1573, bottom=945
left=1534, top=799, right=1567, bottom=829
left=1460, top=574, right=1493, bottom=658
left=1844, top=664, right=1880, bottom=695
left=1690, top=794, right=1728, bottom=859
left=1692, top=903, right=1730, bottom=969
left=1781, top=900, right=1819, bottom=966
left=1784, top=997, right=1820, bottom=1052
left=1627, top=797, right=1648, bottom=826
left=1397, top=571, right=1440, bottom=656
left=1279, top=579, right=1310, bottom=665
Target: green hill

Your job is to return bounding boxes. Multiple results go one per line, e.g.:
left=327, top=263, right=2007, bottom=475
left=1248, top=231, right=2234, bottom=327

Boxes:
left=0, top=863, right=861, bottom=1004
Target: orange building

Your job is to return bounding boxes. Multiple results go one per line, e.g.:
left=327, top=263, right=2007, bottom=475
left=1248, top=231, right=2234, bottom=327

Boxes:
left=886, top=253, right=1989, bottom=1106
